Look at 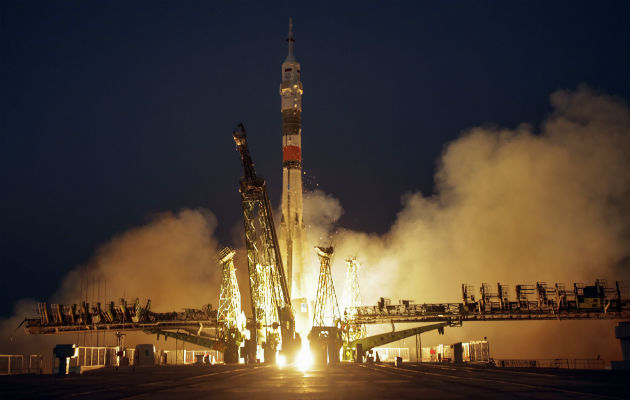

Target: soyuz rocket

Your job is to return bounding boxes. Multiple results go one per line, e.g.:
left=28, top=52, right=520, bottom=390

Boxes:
left=279, top=18, right=307, bottom=300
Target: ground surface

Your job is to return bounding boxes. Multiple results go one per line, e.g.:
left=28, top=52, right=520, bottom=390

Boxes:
left=1, top=362, right=628, bottom=399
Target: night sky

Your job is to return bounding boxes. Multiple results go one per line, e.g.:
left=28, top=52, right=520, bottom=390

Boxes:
left=1, top=1, right=628, bottom=318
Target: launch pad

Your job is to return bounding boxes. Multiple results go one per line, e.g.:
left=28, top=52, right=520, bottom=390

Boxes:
left=1, top=362, right=629, bottom=400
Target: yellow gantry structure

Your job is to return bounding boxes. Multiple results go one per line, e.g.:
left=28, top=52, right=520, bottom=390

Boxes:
left=312, top=246, right=341, bottom=328
left=343, top=257, right=367, bottom=342
left=217, top=247, right=242, bottom=330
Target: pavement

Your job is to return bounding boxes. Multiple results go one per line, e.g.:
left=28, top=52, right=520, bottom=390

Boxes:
left=1, top=362, right=628, bottom=399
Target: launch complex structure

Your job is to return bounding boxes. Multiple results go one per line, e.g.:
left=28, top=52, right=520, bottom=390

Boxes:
left=21, top=20, right=630, bottom=368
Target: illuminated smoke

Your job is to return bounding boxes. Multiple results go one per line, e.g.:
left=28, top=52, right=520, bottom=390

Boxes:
left=53, top=208, right=221, bottom=310
left=0, top=209, right=221, bottom=364
left=299, top=86, right=629, bottom=303
left=302, top=86, right=629, bottom=359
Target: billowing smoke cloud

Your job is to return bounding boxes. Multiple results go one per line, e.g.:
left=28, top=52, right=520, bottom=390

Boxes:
left=302, top=86, right=629, bottom=359
left=53, top=208, right=221, bottom=310
left=0, top=209, right=221, bottom=366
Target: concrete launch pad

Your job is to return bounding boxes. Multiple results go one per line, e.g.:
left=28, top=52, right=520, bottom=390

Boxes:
left=1, top=363, right=628, bottom=400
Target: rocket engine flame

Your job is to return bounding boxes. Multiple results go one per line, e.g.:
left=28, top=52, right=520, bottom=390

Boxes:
left=295, top=337, right=313, bottom=372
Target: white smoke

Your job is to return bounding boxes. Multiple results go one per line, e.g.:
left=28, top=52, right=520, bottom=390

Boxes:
left=302, top=86, right=629, bottom=359
left=0, top=209, right=221, bottom=370
left=52, top=208, right=221, bottom=310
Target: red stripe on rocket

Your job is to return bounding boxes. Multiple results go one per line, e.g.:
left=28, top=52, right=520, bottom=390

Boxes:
left=283, top=146, right=301, bottom=161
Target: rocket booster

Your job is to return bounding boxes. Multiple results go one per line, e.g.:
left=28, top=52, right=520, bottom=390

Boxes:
left=280, top=18, right=306, bottom=299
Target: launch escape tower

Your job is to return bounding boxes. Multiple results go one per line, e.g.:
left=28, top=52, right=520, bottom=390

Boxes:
left=233, top=123, right=299, bottom=363
left=312, top=246, right=341, bottom=327
left=279, top=18, right=307, bottom=299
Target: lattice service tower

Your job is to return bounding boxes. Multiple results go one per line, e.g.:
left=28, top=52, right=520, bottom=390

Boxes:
left=233, top=123, right=298, bottom=364
left=217, top=247, right=242, bottom=330
left=279, top=18, right=307, bottom=299
left=343, top=257, right=367, bottom=341
left=313, top=246, right=341, bottom=327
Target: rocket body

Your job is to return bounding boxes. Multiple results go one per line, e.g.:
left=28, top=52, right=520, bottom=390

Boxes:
left=279, top=20, right=307, bottom=299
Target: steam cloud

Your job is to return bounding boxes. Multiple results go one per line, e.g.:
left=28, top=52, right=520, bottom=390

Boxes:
left=302, top=85, right=629, bottom=359
left=1, top=86, right=628, bottom=363
left=316, top=85, right=629, bottom=304
left=0, top=209, right=221, bottom=364
left=54, top=209, right=221, bottom=310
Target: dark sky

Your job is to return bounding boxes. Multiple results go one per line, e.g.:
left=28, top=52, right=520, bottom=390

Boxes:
left=1, top=1, right=628, bottom=317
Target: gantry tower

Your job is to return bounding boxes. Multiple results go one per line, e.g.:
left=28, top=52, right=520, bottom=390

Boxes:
left=233, top=123, right=298, bottom=363
left=217, top=247, right=241, bottom=330
left=343, top=257, right=367, bottom=341
left=312, top=246, right=341, bottom=327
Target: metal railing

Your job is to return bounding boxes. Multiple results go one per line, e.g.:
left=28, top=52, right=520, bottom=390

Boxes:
left=495, top=358, right=607, bottom=369
left=160, top=349, right=224, bottom=365
left=372, top=348, right=410, bottom=362
left=70, top=346, right=117, bottom=368
left=0, top=354, right=43, bottom=375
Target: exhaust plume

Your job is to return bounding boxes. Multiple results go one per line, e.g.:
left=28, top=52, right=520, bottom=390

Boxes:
left=0, top=209, right=221, bottom=366
left=303, top=86, right=629, bottom=359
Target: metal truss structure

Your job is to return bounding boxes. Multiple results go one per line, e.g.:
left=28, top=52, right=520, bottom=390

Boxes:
left=22, top=299, right=217, bottom=335
left=343, top=257, right=367, bottom=342
left=144, top=328, right=226, bottom=352
left=233, top=124, right=297, bottom=362
left=217, top=247, right=242, bottom=330
left=350, top=322, right=449, bottom=357
left=312, top=246, right=341, bottom=327
left=346, top=280, right=630, bottom=325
